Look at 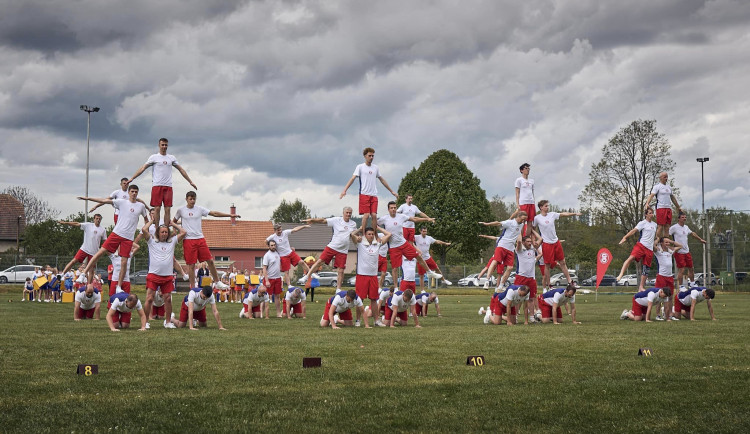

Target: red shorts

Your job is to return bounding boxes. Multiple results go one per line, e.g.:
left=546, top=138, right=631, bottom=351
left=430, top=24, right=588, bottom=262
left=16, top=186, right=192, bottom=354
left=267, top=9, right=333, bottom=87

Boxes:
left=631, top=298, right=647, bottom=317
left=243, top=303, right=261, bottom=314
left=385, top=305, right=408, bottom=322
left=152, top=304, right=165, bottom=317
left=538, top=297, right=561, bottom=319
left=489, top=296, right=502, bottom=316
left=322, top=301, right=352, bottom=322
left=359, top=194, right=378, bottom=215
left=399, top=280, right=416, bottom=291
left=674, top=252, right=693, bottom=269
left=673, top=296, right=691, bottom=314
left=486, top=257, right=502, bottom=274
left=514, top=275, right=538, bottom=297
left=355, top=275, right=379, bottom=300
left=655, top=275, right=674, bottom=291
left=417, top=257, right=438, bottom=275
left=492, top=246, right=514, bottom=268
left=179, top=302, right=207, bottom=323
left=76, top=307, right=95, bottom=319
left=378, top=256, right=387, bottom=273
left=656, top=208, right=672, bottom=226
left=403, top=227, right=415, bottom=243
left=265, top=278, right=283, bottom=295
left=183, top=238, right=212, bottom=265
left=280, top=251, right=302, bottom=272
left=150, top=186, right=173, bottom=207
left=283, top=300, right=303, bottom=315
left=101, top=233, right=134, bottom=258
left=389, top=243, right=419, bottom=268
left=146, top=273, right=175, bottom=294
left=74, top=249, right=93, bottom=264
left=629, top=243, right=654, bottom=267
left=415, top=303, right=428, bottom=316
left=497, top=302, right=517, bottom=317
left=320, top=246, right=347, bottom=269
left=519, top=204, right=536, bottom=228
left=538, top=264, right=546, bottom=276
left=113, top=311, right=132, bottom=324
left=542, top=241, right=564, bottom=269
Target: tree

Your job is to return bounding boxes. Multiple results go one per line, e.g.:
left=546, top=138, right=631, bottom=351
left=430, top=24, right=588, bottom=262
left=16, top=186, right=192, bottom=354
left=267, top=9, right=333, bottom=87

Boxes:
left=2, top=186, right=60, bottom=225
left=579, top=119, right=677, bottom=235
left=397, top=149, right=496, bottom=265
left=22, top=213, right=88, bottom=256
left=271, top=199, right=311, bottom=223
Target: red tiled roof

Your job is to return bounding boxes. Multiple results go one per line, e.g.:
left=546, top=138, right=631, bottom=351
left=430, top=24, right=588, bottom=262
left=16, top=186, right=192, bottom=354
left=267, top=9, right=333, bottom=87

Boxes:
left=202, top=219, right=272, bottom=249
left=0, top=194, right=26, bottom=241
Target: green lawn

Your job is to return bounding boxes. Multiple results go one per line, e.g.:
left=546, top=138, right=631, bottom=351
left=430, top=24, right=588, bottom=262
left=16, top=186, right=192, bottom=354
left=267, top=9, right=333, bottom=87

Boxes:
left=0, top=285, right=748, bottom=433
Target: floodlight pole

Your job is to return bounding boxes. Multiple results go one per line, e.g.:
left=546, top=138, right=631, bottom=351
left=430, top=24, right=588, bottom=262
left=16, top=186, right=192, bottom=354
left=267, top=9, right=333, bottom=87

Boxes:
left=80, top=105, right=100, bottom=222
left=697, top=157, right=709, bottom=286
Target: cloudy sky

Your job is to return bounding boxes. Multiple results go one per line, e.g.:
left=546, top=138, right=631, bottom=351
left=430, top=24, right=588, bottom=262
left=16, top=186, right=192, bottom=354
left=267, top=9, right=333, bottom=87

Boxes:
left=1, top=0, right=748, bottom=225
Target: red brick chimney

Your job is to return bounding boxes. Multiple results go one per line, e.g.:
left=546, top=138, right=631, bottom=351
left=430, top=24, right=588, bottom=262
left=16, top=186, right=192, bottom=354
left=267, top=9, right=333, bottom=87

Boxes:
left=230, top=203, right=236, bottom=226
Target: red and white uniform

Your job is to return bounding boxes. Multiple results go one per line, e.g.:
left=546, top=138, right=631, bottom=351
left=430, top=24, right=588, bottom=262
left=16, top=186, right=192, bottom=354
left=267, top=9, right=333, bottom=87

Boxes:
left=533, top=212, right=565, bottom=268
left=415, top=292, right=438, bottom=316
left=146, top=237, right=178, bottom=293
left=267, top=230, right=293, bottom=256
left=654, top=247, right=675, bottom=291
left=386, top=290, right=416, bottom=322
left=675, top=287, right=708, bottom=313
left=283, top=288, right=306, bottom=315
left=262, top=250, right=282, bottom=294
left=75, top=290, right=101, bottom=311
left=323, top=292, right=364, bottom=322
left=152, top=290, right=166, bottom=316
left=415, top=234, right=439, bottom=275
left=146, top=153, right=179, bottom=186
left=399, top=257, right=417, bottom=291
left=378, top=214, right=420, bottom=268
left=353, top=163, right=380, bottom=196
left=514, top=245, right=538, bottom=297
left=378, top=242, right=388, bottom=272
left=78, top=222, right=107, bottom=257
left=110, top=295, right=142, bottom=323
left=179, top=289, right=215, bottom=322
left=112, top=200, right=148, bottom=240
left=651, top=183, right=673, bottom=210
left=500, top=286, right=529, bottom=310
left=492, top=219, right=523, bottom=268
left=320, top=217, right=357, bottom=269
left=669, top=223, right=694, bottom=268
left=108, top=253, right=132, bottom=296
left=628, top=219, right=658, bottom=267
left=355, top=239, right=381, bottom=300
left=397, top=203, right=421, bottom=241
left=538, top=288, right=574, bottom=319
left=514, top=177, right=535, bottom=206
left=243, top=289, right=270, bottom=313
left=174, top=205, right=208, bottom=239
left=109, top=188, right=129, bottom=220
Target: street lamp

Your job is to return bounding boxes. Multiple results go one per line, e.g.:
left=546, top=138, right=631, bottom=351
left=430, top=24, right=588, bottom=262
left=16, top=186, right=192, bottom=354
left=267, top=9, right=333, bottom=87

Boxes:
left=697, top=157, right=709, bottom=286
left=80, top=105, right=100, bottom=222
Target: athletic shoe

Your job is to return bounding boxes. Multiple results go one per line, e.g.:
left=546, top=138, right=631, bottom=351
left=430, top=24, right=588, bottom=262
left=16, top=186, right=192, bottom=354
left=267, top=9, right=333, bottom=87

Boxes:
left=239, top=308, right=244, bottom=318
left=670, top=316, right=680, bottom=321
left=655, top=315, right=665, bottom=321
left=364, top=305, right=370, bottom=312
left=478, top=307, right=485, bottom=315
left=171, top=312, right=176, bottom=321
left=76, top=274, right=86, bottom=284
left=21, top=299, right=25, bottom=302
left=483, top=311, right=491, bottom=324
left=182, top=273, right=189, bottom=281
left=355, top=320, right=361, bottom=327
left=145, top=322, right=151, bottom=329
left=214, top=281, right=230, bottom=290
left=375, top=320, right=386, bottom=327
left=620, top=309, right=629, bottom=320
left=483, top=281, right=489, bottom=289
left=44, top=299, right=49, bottom=302
left=443, top=279, right=452, bottom=285
left=164, top=322, right=176, bottom=329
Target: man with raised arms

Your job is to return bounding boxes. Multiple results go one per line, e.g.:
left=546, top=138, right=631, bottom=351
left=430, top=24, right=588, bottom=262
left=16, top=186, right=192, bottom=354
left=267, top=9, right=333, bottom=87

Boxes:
left=89, top=177, right=149, bottom=223
left=514, top=234, right=542, bottom=323
left=397, top=194, right=431, bottom=243
left=266, top=223, right=312, bottom=290
left=167, top=287, right=226, bottom=330
left=515, top=163, right=535, bottom=236
left=532, top=200, right=581, bottom=290
left=141, top=219, right=187, bottom=329
left=644, top=172, right=682, bottom=238
left=616, top=208, right=658, bottom=292
left=302, top=207, right=358, bottom=291
left=414, top=226, right=452, bottom=288
left=537, top=285, right=580, bottom=325
left=620, top=287, right=672, bottom=322
left=172, top=191, right=235, bottom=292
left=107, top=293, right=147, bottom=332
left=378, top=201, right=442, bottom=283
left=478, top=209, right=527, bottom=291
left=74, top=284, right=101, bottom=321
left=58, top=213, right=107, bottom=285
left=340, top=147, right=398, bottom=233
left=320, top=289, right=366, bottom=329
left=240, top=286, right=270, bottom=319
left=673, top=286, right=716, bottom=321
left=669, top=211, right=706, bottom=286
left=78, top=184, right=148, bottom=292
left=127, top=138, right=197, bottom=228
left=350, top=225, right=392, bottom=327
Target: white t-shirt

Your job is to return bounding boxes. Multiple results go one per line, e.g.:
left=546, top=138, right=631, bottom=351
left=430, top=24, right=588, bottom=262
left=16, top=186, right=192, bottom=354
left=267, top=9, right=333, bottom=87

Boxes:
left=655, top=248, right=674, bottom=277
left=415, top=292, right=439, bottom=306
left=146, top=153, right=179, bottom=187
left=79, top=222, right=107, bottom=255
left=266, top=230, right=293, bottom=256
left=515, top=177, right=535, bottom=205
left=109, top=253, right=132, bottom=283
left=153, top=290, right=165, bottom=307
left=516, top=246, right=537, bottom=278
left=651, top=183, right=672, bottom=209
left=109, top=189, right=129, bottom=215
left=634, top=289, right=667, bottom=306
left=636, top=220, right=658, bottom=250
left=75, top=289, right=101, bottom=310
left=112, top=200, right=148, bottom=240
left=353, top=163, right=380, bottom=196
left=110, top=295, right=142, bottom=313
left=147, top=237, right=178, bottom=276
left=497, top=219, right=523, bottom=251
left=174, top=205, right=209, bottom=240
left=678, top=288, right=707, bottom=306
left=285, top=288, right=306, bottom=305
left=415, top=235, right=435, bottom=260
left=148, top=218, right=165, bottom=237
left=378, top=288, right=393, bottom=304
left=356, top=240, right=380, bottom=276
left=262, top=251, right=282, bottom=279
left=397, top=204, right=421, bottom=229
left=185, top=289, right=215, bottom=312
left=533, top=212, right=560, bottom=244
left=669, top=223, right=692, bottom=254
left=244, top=289, right=270, bottom=307
left=326, top=217, right=357, bottom=253
left=331, top=292, right=363, bottom=313
left=499, top=286, right=529, bottom=307
left=401, top=257, right=416, bottom=282
left=540, top=288, right=575, bottom=307
left=377, top=214, right=410, bottom=248
left=389, top=290, right=417, bottom=312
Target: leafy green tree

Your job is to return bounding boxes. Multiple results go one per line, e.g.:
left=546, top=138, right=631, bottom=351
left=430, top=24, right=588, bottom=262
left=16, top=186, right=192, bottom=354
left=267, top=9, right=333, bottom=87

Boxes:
left=397, top=149, right=496, bottom=264
left=271, top=199, right=311, bottom=223
left=22, top=213, right=87, bottom=256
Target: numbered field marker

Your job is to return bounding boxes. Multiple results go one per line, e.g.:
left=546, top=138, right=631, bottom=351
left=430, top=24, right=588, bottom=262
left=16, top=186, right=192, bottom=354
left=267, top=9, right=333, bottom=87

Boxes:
left=303, top=357, right=322, bottom=368
left=77, top=364, right=98, bottom=376
left=466, top=356, right=485, bottom=366
left=638, top=348, right=653, bottom=357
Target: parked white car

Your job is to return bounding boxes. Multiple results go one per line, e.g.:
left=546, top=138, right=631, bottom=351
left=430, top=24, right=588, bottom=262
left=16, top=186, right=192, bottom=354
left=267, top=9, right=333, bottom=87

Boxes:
left=0, top=265, right=37, bottom=283
left=549, top=271, right=578, bottom=286
left=617, top=274, right=638, bottom=286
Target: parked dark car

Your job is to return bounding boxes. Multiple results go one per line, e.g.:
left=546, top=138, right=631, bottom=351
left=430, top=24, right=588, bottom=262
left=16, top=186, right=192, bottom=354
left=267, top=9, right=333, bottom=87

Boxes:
left=581, top=274, right=618, bottom=287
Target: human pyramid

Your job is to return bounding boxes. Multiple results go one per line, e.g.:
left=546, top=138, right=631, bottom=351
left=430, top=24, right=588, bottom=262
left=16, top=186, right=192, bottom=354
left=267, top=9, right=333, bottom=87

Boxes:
left=63, top=141, right=716, bottom=331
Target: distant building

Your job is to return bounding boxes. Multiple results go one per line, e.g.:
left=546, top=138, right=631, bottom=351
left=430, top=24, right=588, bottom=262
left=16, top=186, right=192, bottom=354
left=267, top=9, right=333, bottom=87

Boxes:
left=0, top=194, right=25, bottom=252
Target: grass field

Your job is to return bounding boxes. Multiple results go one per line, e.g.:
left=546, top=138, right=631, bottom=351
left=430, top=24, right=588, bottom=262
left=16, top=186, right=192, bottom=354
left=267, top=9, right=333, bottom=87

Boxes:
left=1, top=285, right=749, bottom=433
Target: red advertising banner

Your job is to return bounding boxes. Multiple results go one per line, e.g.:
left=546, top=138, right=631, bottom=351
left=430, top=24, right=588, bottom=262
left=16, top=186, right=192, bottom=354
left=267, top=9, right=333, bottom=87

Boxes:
left=596, top=248, right=613, bottom=289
